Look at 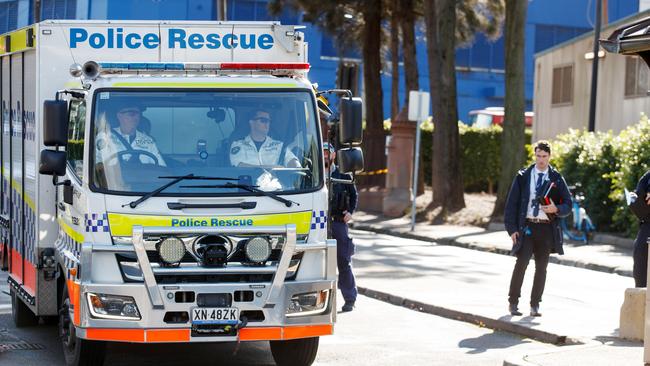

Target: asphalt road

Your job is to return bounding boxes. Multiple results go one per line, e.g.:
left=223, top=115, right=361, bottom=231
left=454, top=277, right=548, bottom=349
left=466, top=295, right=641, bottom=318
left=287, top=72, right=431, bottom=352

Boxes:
left=0, top=249, right=557, bottom=366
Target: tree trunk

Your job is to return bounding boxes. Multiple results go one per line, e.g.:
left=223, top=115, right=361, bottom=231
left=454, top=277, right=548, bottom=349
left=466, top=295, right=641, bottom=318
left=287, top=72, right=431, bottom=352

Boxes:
left=390, top=0, right=400, bottom=122
left=426, top=0, right=465, bottom=212
left=424, top=0, right=441, bottom=204
left=493, top=0, right=527, bottom=218
left=400, top=0, right=424, bottom=196
left=361, top=0, right=386, bottom=188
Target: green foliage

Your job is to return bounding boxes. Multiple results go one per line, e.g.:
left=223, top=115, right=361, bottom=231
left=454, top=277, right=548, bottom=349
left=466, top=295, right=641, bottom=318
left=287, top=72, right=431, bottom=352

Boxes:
left=550, top=114, right=650, bottom=236
left=415, top=122, right=530, bottom=192
left=551, top=129, right=618, bottom=232
left=609, top=113, right=650, bottom=235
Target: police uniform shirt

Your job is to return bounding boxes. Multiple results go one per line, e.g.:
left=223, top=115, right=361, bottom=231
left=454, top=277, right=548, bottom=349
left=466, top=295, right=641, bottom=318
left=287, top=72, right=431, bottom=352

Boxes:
left=526, top=167, right=549, bottom=220
left=229, top=135, right=298, bottom=167
left=95, top=128, right=166, bottom=166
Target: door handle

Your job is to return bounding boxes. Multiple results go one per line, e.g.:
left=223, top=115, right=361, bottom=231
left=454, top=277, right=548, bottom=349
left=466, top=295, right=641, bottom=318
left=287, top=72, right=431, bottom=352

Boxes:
left=57, top=202, right=65, bottom=211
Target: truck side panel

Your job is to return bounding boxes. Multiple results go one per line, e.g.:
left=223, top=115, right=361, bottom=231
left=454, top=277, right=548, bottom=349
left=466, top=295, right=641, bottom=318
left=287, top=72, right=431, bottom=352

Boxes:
left=0, top=56, right=8, bottom=272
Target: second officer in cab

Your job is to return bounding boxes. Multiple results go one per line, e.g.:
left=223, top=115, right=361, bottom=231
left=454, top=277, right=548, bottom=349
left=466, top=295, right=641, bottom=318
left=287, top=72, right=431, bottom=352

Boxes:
left=229, top=109, right=301, bottom=168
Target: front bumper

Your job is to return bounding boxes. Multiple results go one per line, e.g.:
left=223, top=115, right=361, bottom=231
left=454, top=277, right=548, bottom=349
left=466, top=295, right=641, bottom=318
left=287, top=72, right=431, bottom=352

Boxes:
left=73, top=224, right=337, bottom=343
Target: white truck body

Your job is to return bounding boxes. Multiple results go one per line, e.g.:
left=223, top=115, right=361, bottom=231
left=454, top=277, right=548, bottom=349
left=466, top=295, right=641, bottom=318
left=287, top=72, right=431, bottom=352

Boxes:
left=1, top=20, right=336, bottom=362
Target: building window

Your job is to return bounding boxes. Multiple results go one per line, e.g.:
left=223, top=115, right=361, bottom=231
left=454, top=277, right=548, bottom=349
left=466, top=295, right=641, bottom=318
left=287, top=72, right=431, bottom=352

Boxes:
left=227, top=0, right=300, bottom=23
left=534, top=24, right=591, bottom=53
left=0, top=1, right=18, bottom=34
left=455, top=34, right=505, bottom=72
left=625, top=56, right=649, bottom=98
left=551, top=65, right=573, bottom=105
left=41, top=0, right=76, bottom=20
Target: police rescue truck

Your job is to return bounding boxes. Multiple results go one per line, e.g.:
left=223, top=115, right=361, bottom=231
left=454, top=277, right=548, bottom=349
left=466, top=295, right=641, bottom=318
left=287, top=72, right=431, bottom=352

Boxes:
left=0, top=20, right=363, bottom=366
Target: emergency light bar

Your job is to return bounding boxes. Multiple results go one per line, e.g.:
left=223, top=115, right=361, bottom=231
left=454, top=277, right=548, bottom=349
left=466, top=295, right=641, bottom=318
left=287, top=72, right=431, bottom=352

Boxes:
left=94, top=62, right=310, bottom=73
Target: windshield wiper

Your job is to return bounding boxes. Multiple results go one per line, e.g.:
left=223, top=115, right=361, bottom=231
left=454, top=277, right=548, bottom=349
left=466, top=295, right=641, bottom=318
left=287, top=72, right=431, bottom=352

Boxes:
left=180, top=182, right=299, bottom=207
left=124, top=174, right=238, bottom=209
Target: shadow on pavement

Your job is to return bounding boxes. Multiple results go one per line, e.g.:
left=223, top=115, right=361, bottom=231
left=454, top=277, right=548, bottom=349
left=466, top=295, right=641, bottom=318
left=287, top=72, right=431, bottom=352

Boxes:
left=458, top=331, right=532, bottom=354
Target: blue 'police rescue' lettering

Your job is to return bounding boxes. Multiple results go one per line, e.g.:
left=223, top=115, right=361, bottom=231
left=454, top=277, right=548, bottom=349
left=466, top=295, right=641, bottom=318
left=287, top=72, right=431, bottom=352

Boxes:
left=70, top=28, right=274, bottom=50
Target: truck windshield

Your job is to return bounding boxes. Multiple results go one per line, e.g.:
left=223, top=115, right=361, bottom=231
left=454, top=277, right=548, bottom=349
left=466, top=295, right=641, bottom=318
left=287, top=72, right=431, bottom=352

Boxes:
left=90, top=90, right=322, bottom=195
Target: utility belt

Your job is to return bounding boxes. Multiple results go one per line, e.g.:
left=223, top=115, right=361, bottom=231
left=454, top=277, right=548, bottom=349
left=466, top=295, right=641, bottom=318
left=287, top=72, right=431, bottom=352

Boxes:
left=331, top=213, right=347, bottom=222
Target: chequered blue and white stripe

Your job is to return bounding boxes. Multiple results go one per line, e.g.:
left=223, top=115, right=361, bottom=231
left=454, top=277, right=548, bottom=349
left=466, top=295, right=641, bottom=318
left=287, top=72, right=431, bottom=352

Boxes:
left=85, top=213, right=109, bottom=233
left=311, top=210, right=327, bottom=230
left=5, top=184, right=37, bottom=264
left=56, top=232, right=81, bottom=280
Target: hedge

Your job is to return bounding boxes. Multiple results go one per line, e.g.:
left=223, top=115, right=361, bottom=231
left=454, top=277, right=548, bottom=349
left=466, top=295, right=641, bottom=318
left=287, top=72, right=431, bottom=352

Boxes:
left=417, top=122, right=531, bottom=192
left=382, top=119, right=531, bottom=192
left=551, top=113, right=650, bottom=236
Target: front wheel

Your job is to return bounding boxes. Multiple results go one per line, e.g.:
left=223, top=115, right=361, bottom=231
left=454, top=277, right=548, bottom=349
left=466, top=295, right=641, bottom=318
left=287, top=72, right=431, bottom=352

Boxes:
left=59, top=282, right=106, bottom=366
left=270, top=337, right=319, bottom=366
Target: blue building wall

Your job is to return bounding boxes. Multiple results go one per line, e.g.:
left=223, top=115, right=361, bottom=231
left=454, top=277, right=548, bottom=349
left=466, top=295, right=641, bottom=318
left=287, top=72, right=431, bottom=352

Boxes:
left=0, top=0, right=640, bottom=123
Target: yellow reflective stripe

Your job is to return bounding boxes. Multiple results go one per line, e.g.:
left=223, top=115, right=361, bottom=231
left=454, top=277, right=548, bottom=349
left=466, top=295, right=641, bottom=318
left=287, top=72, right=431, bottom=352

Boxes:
left=64, top=81, right=83, bottom=89
left=111, top=82, right=298, bottom=88
left=108, top=211, right=312, bottom=236
left=0, top=27, right=35, bottom=55
left=58, top=218, right=85, bottom=243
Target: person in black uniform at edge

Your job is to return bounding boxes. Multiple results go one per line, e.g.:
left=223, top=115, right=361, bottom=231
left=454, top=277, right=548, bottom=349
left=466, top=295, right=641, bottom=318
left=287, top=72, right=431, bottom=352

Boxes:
left=323, top=142, right=358, bottom=312
left=633, top=170, right=650, bottom=287
left=504, top=140, right=572, bottom=317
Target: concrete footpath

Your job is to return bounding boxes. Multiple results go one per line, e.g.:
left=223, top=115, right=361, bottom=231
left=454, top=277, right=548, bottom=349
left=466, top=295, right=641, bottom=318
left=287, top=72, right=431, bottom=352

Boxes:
left=349, top=211, right=643, bottom=366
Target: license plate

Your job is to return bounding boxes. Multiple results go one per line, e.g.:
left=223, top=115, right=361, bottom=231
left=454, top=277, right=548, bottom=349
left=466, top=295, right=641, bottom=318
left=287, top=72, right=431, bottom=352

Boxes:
left=191, top=307, right=239, bottom=325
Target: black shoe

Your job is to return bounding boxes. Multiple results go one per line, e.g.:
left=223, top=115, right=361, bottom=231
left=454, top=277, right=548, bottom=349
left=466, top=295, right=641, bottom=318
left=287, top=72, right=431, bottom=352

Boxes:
left=509, top=303, right=522, bottom=316
left=530, top=305, right=542, bottom=317
left=342, top=301, right=355, bottom=312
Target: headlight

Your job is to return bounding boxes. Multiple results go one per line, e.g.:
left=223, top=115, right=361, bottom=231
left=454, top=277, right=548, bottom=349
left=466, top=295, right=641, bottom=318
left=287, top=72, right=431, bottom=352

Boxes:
left=87, top=293, right=141, bottom=320
left=245, top=237, right=272, bottom=263
left=286, top=290, right=330, bottom=317
left=157, top=237, right=186, bottom=265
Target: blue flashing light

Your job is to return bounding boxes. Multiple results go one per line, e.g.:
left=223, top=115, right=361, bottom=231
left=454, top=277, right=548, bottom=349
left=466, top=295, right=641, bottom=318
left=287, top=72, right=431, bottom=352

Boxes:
left=98, top=62, right=186, bottom=71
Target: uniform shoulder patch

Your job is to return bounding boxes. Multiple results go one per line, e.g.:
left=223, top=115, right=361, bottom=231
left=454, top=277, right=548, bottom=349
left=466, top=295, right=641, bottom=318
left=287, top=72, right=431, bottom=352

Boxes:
left=231, top=146, right=241, bottom=155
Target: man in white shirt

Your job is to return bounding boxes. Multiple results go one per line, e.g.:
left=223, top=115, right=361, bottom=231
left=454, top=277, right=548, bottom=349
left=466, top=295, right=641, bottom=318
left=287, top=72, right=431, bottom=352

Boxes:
left=95, top=101, right=166, bottom=167
left=504, top=141, right=572, bottom=317
left=229, top=109, right=300, bottom=168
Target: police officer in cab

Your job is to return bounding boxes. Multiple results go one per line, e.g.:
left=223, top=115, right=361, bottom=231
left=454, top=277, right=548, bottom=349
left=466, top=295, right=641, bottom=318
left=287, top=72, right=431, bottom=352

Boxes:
left=95, top=100, right=166, bottom=166
left=324, top=142, right=358, bottom=312
left=229, top=109, right=300, bottom=168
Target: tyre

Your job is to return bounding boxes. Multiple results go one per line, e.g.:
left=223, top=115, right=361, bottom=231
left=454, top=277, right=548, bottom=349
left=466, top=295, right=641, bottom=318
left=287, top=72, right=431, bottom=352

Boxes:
left=11, top=289, right=38, bottom=327
left=59, top=282, right=106, bottom=366
left=270, top=337, right=319, bottom=366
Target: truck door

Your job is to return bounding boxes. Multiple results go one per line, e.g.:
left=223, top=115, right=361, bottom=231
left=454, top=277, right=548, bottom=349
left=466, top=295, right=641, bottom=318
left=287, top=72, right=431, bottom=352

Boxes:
left=57, top=99, right=87, bottom=259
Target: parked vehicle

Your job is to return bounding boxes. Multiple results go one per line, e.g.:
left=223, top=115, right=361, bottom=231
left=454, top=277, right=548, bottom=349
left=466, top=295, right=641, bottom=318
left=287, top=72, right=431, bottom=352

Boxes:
left=1, top=20, right=363, bottom=366
left=468, top=107, right=533, bottom=128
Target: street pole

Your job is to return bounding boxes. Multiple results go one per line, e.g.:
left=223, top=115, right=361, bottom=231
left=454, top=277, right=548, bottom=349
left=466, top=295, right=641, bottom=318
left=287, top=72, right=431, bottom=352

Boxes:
left=587, top=0, right=602, bottom=132
left=410, top=116, right=421, bottom=231
left=216, top=0, right=227, bottom=21
left=408, top=90, right=429, bottom=231
left=33, top=0, right=41, bottom=23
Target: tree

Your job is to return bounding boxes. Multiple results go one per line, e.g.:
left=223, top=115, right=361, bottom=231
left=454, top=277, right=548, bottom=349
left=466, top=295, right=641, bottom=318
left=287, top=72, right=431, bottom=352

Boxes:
left=269, top=0, right=386, bottom=187
left=425, top=0, right=504, bottom=213
left=492, top=0, right=527, bottom=218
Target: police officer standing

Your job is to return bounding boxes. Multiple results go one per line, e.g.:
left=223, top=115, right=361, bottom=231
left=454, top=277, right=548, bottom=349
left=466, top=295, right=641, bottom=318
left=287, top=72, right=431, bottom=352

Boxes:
left=95, top=100, right=166, bottom=166
left=632, top=170, right=650, bottom=287
left=324, top=142, right=358, bottom=312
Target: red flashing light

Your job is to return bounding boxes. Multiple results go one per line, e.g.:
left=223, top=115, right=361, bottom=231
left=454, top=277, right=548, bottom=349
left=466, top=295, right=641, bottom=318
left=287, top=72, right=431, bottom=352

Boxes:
left=219, top=62, right=310, bottom=70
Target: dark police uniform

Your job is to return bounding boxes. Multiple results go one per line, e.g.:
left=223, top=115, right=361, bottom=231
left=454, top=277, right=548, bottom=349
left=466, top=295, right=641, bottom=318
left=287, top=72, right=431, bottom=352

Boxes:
left=633, top=171, right=650, bottom=287
left=329, top=165, right=358, bottom=305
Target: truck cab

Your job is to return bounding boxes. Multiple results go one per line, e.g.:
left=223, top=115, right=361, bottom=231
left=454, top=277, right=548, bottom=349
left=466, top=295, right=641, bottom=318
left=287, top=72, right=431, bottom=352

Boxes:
left=1, top=21, right=364, bottom=366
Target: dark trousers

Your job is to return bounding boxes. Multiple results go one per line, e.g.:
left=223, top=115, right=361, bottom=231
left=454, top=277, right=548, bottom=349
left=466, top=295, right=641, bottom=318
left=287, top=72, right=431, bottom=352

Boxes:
left=508, top=222, right=553, bottom=307
left=633, top=223, right=650, bottom=287
left=331, top=221, right=357, bottom=303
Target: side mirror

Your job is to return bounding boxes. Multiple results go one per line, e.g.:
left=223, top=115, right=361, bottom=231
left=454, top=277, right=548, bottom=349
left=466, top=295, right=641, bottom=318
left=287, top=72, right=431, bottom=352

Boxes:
left=39, top=150, right=66, bottom=176
left=338, top=97, right=363, bottom=145
left=337, top=147, right=364, bottom=174
left=43, top=100, right=68, bottom=146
